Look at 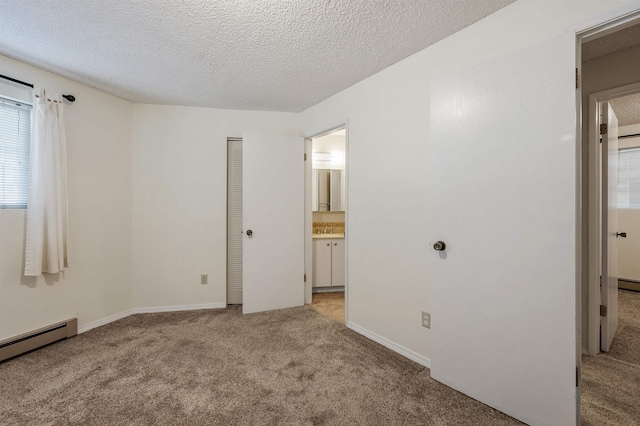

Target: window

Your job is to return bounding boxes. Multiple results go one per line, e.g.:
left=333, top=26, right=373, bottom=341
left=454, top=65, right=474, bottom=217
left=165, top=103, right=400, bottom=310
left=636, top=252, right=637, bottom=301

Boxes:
left=618, top=147, right=640, bottom=209
left=0, top=96, right=31, bottom=209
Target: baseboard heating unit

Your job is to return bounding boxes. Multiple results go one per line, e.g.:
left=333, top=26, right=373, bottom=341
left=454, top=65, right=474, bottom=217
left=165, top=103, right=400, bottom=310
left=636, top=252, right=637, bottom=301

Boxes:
left=0, top=318, right=77, bottom=363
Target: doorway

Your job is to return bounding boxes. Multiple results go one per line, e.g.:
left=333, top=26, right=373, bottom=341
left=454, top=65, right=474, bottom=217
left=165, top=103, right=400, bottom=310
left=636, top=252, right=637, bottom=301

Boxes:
left=306, top=126, right=348, bottom=324
left=580, top=16, right=640, bottom=355
left=579, top=14, right=640, bottom=423
left=585, top=84, right=640, bottom=355
left=225, top=133, right=305, bottom=312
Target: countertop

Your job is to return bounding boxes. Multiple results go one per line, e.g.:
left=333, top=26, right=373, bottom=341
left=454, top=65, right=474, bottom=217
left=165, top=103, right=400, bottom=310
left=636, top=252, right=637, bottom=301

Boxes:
left=312, top=232, right=345, bottom=239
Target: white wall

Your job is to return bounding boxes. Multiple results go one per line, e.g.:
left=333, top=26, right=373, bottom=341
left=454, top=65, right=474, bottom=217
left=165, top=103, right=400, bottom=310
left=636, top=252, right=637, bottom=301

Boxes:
left=0, top=54, right=133, bottom=340
left=618, top=125, right=640, bottom=281
left=312, top=135, right=345, bottom=170
left=581, top=43, right=640, bottom=348
left=131, top=105, right=299, bottom=309
left=2, top=0, right=637, bottom=366
left=619, top=210, right=640, bottom=280
left=300, top=0, right=635, bottom=362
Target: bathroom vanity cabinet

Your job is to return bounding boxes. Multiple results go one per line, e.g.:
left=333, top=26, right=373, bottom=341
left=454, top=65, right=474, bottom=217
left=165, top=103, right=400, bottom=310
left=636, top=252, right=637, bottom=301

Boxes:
left=312, top=238, right=345, bottom=287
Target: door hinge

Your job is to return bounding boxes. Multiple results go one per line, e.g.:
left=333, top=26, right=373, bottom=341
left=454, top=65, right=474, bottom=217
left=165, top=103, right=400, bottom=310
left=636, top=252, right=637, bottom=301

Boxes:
left=304, top=153, right=307, bottom=161
left=600, top=304, right=607, bottom=317
left=576, top=68, right=579, bottom=89
left=600, top=123, right=608, bottom=135
left=304, top=274, right=307, bottom=282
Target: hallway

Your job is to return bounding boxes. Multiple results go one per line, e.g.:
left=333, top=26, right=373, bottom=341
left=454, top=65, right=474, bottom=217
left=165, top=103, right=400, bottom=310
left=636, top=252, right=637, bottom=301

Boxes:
left=582, top=289, right=640, bottom=424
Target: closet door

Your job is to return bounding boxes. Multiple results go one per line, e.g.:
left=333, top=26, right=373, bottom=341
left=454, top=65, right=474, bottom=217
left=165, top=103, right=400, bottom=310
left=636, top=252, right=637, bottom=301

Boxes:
left=226, top=139, right=243, bottom=304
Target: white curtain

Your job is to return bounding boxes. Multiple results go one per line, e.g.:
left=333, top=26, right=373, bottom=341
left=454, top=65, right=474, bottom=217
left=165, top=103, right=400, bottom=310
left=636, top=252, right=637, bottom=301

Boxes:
left=24, top=89, right=68, bottom=276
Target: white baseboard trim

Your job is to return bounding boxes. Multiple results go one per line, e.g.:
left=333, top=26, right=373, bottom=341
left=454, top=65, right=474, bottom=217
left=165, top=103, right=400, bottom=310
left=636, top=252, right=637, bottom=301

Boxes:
left=132, top=303, right=226, bottom=314
left=78, top=303, right=226, bottom=334
left=346, top=321, right=431, bottom=369
left=78, top=309, right=132, bottom=334
left=313, top=286, right=345, bottom=293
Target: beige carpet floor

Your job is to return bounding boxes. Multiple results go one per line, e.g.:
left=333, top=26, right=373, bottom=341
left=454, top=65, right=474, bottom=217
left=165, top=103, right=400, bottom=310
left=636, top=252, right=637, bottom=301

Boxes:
left=5, top=291, right=636, bottom=426
left=581, top=289, right=640, bottom=425
left=0, top=306, right=520, bottom=425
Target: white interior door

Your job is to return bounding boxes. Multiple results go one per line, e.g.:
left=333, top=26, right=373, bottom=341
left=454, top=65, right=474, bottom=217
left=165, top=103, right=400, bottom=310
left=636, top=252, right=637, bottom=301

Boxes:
left=429, top=32, right=578, bottom=425
left=601, top=102, right=619, bottom=352
left=242, top=132, right=304, bottom=314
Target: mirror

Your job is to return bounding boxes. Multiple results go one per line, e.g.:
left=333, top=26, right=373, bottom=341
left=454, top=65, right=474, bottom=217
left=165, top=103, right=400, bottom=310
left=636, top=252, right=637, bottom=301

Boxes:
left=312, top=169, right=345, bottom=211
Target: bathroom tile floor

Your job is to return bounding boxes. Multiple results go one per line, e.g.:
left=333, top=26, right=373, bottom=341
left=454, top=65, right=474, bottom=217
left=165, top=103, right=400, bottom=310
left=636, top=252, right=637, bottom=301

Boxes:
left=311, top=292, right=345, bottom=323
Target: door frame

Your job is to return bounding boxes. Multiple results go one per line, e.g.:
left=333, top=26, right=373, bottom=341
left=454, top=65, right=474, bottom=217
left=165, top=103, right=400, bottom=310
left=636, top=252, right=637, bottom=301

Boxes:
left=570, top=8, right=640, bottom=422
left=585, top=82, right=640, bottom=355
left=304, top=123, right=349, bottom=323
left=575, top=5, right=640, bottom=361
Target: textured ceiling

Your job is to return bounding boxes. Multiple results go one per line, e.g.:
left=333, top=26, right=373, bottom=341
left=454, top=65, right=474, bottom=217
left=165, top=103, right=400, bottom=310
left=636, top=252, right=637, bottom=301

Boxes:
left=610, top=93, right=640, bottom=127
left=582, top=22, right=640, bottom=62
left=0, top=0, right=514, bottom=112
left=583, top=21, right=640, bottom=127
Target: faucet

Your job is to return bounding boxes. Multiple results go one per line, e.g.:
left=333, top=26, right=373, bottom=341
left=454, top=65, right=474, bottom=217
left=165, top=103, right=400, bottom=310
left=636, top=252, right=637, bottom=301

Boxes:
left=323, top=226, right=328, bottom=234
left=329, top=227, right=334, bottom=234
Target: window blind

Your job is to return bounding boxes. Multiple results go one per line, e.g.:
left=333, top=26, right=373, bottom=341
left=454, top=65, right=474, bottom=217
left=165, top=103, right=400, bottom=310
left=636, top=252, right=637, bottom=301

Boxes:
left=0, top=97, right=31, bottom=209
left=618, top=147, right=640, bottom=209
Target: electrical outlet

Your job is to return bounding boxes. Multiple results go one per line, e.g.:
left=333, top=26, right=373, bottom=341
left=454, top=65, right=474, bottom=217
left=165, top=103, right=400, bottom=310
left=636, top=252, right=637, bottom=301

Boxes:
left=201, top=274, right=208, bottom=285
left=422, top=311, right=430, bottom=329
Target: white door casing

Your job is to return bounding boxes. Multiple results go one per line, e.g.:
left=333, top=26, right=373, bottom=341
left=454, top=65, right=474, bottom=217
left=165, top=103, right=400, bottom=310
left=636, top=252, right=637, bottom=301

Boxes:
left=242, top=132, right=305, bottom=314
left=600, top=102, right=619, bottom=352
left=429, top=32, right=578, bottom=425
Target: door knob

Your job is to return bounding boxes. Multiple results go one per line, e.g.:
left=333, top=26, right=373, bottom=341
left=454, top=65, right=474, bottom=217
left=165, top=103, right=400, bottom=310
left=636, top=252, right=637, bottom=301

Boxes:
left=617, top=232, right=627, bottom=238
left=246, top=229, right=253, bottom=237
left=433, top=241, right=446, bottom=251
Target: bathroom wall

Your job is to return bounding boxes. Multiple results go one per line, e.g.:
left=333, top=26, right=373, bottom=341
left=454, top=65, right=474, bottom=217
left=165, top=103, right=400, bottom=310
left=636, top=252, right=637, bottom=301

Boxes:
left=312, top=134, right=345, bottom=170
left=313, top=212, right=345, bottom=223
left=312, top=132, right=346, bottom=216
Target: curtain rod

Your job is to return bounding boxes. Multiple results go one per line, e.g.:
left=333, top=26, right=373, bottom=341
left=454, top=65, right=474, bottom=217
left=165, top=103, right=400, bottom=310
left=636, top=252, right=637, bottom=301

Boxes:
left=0, top=74, right=76, bottom=103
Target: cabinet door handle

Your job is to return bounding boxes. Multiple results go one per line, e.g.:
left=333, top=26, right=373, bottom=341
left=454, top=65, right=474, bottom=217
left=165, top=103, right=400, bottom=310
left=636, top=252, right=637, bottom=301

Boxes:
left=334, top=243, right=337, bottom=246
left=326, top=243, right=330, bottom=246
